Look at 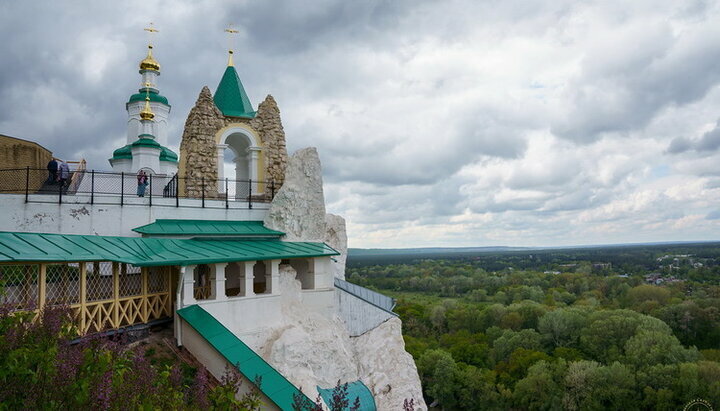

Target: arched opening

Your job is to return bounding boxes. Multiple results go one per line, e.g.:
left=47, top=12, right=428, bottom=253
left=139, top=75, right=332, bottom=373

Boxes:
left=193, top=264, right=212, bottom=300
left=217, top=127, right=261, bottom=199
left=225, top=262, right=241, bottom=297
left=253, top=261, right=267, bottom=294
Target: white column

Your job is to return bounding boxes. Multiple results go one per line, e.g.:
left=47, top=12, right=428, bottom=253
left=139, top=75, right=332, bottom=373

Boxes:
left=307, top=259, right=317, bottom=290
left=216, top=144, right=228, bottom=193
left=181, top=265, right=197, bottom=306
left=247, top=147, right=261, bottom=193
left=214, top=262, right=229, bottom=301
left=265, top=259, right=280, bottom=295
left=240, top=261, right=256, bottom=297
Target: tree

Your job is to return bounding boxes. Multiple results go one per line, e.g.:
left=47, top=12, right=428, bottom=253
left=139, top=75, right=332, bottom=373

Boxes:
left=490, top=329, right=543, bottom=365
left=579, top=309, right=670, bottom=363
left=624, top=330, right=698, bottom=368
left=538, top=308, right=588, bottom=348
left=513, top=360, right=566, bottom=410
left=417, top=349, right=458, bottom=408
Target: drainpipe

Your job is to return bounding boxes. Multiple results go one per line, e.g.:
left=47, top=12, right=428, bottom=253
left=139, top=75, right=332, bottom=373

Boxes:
left=175, top=266, right=185, bottom=346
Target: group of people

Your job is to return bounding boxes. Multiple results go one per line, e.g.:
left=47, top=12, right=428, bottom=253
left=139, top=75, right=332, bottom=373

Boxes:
left=46, top=158, right=70, bottom=187
left=46, top=159, right=152, bottom=197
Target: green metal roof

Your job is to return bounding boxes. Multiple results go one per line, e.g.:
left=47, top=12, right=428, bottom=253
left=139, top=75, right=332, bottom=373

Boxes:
left=133, top=220, right=285, bottom=237
left=214, top=66, right=256, bottom=118
left=131, top=138, right=161, bottom=148
left=318, top=381, right=376, bottom=411
left=112, top=145, right=132, bottom=160
left=127, top=89, right=170, bottom=106
left=0, top=232, right=338, bottom=267
left=159, top=146, right=178, bottom=162
left=110, top=143, right=178, bottom=162
left=177, top=305, right=313, bottom=410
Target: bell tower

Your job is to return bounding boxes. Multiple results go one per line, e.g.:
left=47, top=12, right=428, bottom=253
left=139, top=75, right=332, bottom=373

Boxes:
left=109, top=24, right=178, bottom=175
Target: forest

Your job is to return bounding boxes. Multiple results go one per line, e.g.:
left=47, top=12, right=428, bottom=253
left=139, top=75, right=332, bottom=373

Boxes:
left=346, top=243, right=720, bottom=410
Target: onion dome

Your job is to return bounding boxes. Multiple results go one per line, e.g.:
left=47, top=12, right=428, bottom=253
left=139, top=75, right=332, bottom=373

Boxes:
left=139, top=46, right=161, bottom=71
left=139, top=96, right=155, bottom=120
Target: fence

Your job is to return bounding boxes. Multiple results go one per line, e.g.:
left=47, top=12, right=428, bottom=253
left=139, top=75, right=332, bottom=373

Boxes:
left=0, top=262, right=174, bottom=334
left=0, top=168, right=282, bottom=209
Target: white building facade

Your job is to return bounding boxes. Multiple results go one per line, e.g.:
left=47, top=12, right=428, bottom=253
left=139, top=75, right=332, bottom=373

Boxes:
left=109, top=44, right=178, bottom=176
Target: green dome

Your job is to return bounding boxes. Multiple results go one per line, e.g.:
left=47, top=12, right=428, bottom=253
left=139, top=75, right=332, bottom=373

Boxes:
left=160, top=146, right=178, bottom=163
left=127, top=89, right=170, bottom=106
left=112, top=145, right=132, bottom=160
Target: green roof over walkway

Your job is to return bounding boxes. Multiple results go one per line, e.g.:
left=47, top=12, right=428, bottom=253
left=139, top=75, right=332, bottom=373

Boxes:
left=178, top=305, right=313, bottom=410
left=133, top=219, right=284, bottom=237
left=0, top=231, right=338, bottom=267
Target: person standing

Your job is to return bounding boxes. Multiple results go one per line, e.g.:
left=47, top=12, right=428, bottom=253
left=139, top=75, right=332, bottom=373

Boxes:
left=58, top=160, right=70, bottom=187
left=136, top=170, right=148, bottom=197
left=46, top=158, right=58, bottom=184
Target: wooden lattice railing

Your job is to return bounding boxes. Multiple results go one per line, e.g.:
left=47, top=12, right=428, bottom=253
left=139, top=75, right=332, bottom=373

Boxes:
left=0, top=262, right=174, bottom=335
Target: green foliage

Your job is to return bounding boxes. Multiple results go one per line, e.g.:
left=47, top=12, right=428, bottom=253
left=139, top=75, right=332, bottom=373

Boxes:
left=0, top=305, right=264, bottom=410
left=350, top=246, right=720, bottom=410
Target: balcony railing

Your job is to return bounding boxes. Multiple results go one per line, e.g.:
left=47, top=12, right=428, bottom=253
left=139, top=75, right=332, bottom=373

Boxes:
left=0, top=167, right=282, bottom=209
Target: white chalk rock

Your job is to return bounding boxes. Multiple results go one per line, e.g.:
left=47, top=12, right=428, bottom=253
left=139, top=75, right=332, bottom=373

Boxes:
left=353, top=317, right=427, bottom=410
left=324, top=213, right=348, bottom=279
left=264, top=147, right=326, bottom=242
left=265, top=266, right=359, bottom=402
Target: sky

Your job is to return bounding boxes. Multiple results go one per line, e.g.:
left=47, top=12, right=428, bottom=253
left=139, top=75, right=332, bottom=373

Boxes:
left=1, top=0, right=719, bottom=248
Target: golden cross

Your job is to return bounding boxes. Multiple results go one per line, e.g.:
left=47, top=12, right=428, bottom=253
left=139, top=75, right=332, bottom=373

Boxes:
left=225, top=26, right=239, bottom=66
left=144, top=23, right=159, bottom=47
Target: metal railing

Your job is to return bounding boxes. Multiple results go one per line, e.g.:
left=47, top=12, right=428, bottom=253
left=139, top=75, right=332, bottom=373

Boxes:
left=0, top=168, right=282, bottom=209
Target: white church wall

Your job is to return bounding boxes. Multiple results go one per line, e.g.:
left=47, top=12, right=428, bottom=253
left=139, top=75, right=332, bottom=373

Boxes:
left=126, top=101, right=170, bottom=146
left=178, top=321, right=281, bottom=410
left=0, top=194, right=269, bottom=237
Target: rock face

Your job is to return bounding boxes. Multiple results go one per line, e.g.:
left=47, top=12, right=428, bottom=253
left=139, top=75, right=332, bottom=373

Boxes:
left=264, top=148, right=326, bottom=242
left=249, top=95, right=288, bottom=186
left=178, top=87, right=225, bottom=197
left=262, top=266, right=427, bottom=410
left=324, top=214, right=348, bottom=280
left=354, top=318, right=426, bottom=410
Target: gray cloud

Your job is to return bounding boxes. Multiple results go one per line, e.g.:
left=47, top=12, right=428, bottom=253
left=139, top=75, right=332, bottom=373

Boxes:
left=2, top=0, right=720, bottom=247
left=667, top=119, right=720, bottom=154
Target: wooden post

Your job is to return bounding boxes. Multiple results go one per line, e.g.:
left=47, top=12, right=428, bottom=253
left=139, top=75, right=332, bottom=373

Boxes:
left=141, top=267, right=148, bottom=323
left=79, top=262, right=87, bottom=334
left=112, top=262, right=119, bottom=328
left=166, top=266, right=173, bottom=315
left=38, top=264, right=46, bottom=313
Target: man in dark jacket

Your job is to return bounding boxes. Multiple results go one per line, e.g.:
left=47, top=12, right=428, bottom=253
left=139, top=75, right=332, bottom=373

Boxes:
left=46, top=158, right=58, bottom=184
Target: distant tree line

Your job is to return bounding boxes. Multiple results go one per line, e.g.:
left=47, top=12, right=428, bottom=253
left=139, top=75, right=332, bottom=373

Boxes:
left=348, top=248, right=720, bottom=410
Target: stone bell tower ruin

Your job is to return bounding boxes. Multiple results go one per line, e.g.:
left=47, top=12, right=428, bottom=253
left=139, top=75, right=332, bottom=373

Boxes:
left=178, top=51, right=288, bottom=199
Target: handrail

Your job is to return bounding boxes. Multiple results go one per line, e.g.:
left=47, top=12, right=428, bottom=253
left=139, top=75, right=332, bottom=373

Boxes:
left=1, top=167, right=282, bottom=209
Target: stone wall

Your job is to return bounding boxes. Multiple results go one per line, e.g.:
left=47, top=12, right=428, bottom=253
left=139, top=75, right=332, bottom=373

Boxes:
left=248, top=95, right=288, bottom=186
left=178, top=90, right=288, bottom=198
left=0, top=134, right=52, bottom=170
left=178, top=87, right=225, bottom=198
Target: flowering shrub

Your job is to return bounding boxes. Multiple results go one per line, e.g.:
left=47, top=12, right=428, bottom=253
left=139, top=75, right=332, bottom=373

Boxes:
left=0, top=305, right=262, bottom=410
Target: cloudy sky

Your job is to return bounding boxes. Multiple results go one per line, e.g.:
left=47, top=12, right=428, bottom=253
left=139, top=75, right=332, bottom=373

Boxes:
left=1, top=0, right=719, bottom=248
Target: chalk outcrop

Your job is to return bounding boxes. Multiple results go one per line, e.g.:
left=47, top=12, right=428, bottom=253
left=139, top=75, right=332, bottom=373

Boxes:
left=262, top=266, right=427, bottom=410
left=324, top=214, right=348, bottom=280
left=354, top=317, right=426, bottom=410
left=264, top=148, right=326, bottom=242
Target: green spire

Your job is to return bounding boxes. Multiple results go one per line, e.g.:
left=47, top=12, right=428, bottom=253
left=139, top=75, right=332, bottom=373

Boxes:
left=214, top=66, right=256, bottom=118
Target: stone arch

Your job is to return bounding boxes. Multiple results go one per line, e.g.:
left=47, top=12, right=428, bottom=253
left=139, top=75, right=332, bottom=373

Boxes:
left=215, top=125, right=264, bottom=197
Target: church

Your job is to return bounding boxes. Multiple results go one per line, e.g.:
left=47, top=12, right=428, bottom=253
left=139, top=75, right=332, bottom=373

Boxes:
left=0, top=28, right=425, bottom=410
